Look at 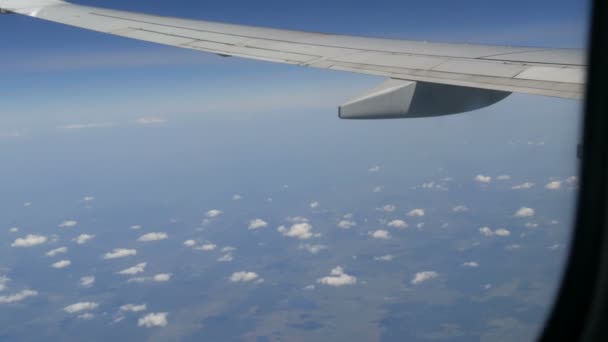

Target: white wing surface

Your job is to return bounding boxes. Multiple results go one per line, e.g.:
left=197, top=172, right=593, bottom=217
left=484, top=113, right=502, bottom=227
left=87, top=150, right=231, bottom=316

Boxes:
left=0, top=0, right=586, bottom=118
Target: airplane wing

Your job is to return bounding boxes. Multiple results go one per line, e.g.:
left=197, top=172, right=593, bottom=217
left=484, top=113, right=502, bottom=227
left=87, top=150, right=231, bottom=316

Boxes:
left=0, top=0, right=586, bottom=119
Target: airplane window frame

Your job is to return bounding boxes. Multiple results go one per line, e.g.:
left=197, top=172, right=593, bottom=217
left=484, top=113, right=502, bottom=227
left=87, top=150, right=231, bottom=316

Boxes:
left=539, top=0, right=608, bottom=340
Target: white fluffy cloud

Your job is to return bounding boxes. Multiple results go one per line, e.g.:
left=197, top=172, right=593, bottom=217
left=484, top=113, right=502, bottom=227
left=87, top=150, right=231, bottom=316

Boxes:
left=545, top=181, right=562, bottom=190
left=103, top=248, right=137, bottom=259
left=494, top=228, right=511, bottom=236
left=205, top=209, right=223, bottom=218
left=11, top=234, right=47, bottom=248
left=183, top=240, right=196, bottom=247
left=310, top=201, right=319, bottom=209
left=130, top=225, right=142, bottom=230
left=59, top=220, right=78, bottom=228
left=525, top=222, right=539, bottom=229
left=317, top=266, right=357, bottom=287
left=137, top=232, right=168, bottom=242
left=424, top=182, right=444, bottom=190
left=462, top=261, right=479, bottom=267
left=62, top=122, right=113, bottom=130
left=138, top=312, right=168, bottom=328
left=278, top=223, right=314, bottom=239
left=118, top=263, right=147, bottom=275
left=51, top=260, right=71, bottom=269
left=407, top=209, right=425, bottom=217
left=566, top=176, right=578, bottom=184
left=452, top=205, right=469, bottom=213
left=379, top=204, right=396, bottom=212
left=496, top=175, right=511, bottom=181
left=83, top=196, right=95, bottom=202
left=135, top=117, right=167, bottom=125
left=374, top=255, right=394, bottom=262
left=8, top=227, right=18, bottom=233
left=74, top=234, right=95, bottom=245
left=64, top=302, right=99, bottom=313
left=479, top=227, right=494, bottom=237
left=550, top=243, right=562, bottom=250
left=232, top=194, right=242, bottom=200
left=387, top=220, right=408, bottom=229
left=217, top=253, right=233, bottom=262
left=80, top=276, right=95, bottom=288
left=370, top=230, right=391, bottom=240
left=120, top=303, right=147, bottom=312
left=474, top=175, right=492, bottom=183
left=0, top=290, right=38, bottom=304
left=368, top=165, right=380, bottom=172
left=411, top=271, right=438, bottom=285
left=286, top=216, right=309, bottom=223
left=337, top=220, right=356, bottom=229
left=229, top=271, right=260, bottom=283
left=248, top=219, right=268, bottom=230
left=127, top=277, right=147, bottom=283
left=505, top=244, right=521, bottom=251
left=514, top=207, right=535, bottom=217
left=479, top=227, right=510, bottom=237
left=194, top=243, right=216, bottom=251
left=153, top=273, right=171, bottom=282
left=299, top=244, right=327, bottom=254
left=512, top=182, right=534, bottom=190
left=46, top=246, right=68, bottom=257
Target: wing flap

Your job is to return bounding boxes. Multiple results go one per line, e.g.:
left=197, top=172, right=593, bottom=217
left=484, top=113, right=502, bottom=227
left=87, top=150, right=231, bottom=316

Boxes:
left=187, top=40, right=318, bottom=64
left=431, top=59, right=526, bottom=78
left=120, top=29, right=198, bottom=46
left=515, top=66, right=586, bottom=84
left=328, top=62, right=582, bottom=99
left=334, top=52, right=446, bottom=70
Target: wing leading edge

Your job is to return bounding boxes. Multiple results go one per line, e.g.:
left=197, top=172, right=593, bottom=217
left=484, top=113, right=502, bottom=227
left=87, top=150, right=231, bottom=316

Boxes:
left=0, top=0, right=586, bottom=118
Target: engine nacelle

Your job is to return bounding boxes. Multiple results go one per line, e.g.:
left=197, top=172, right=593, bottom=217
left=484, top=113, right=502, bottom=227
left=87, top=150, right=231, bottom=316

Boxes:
left=339, top=79, right=511, bottom=119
